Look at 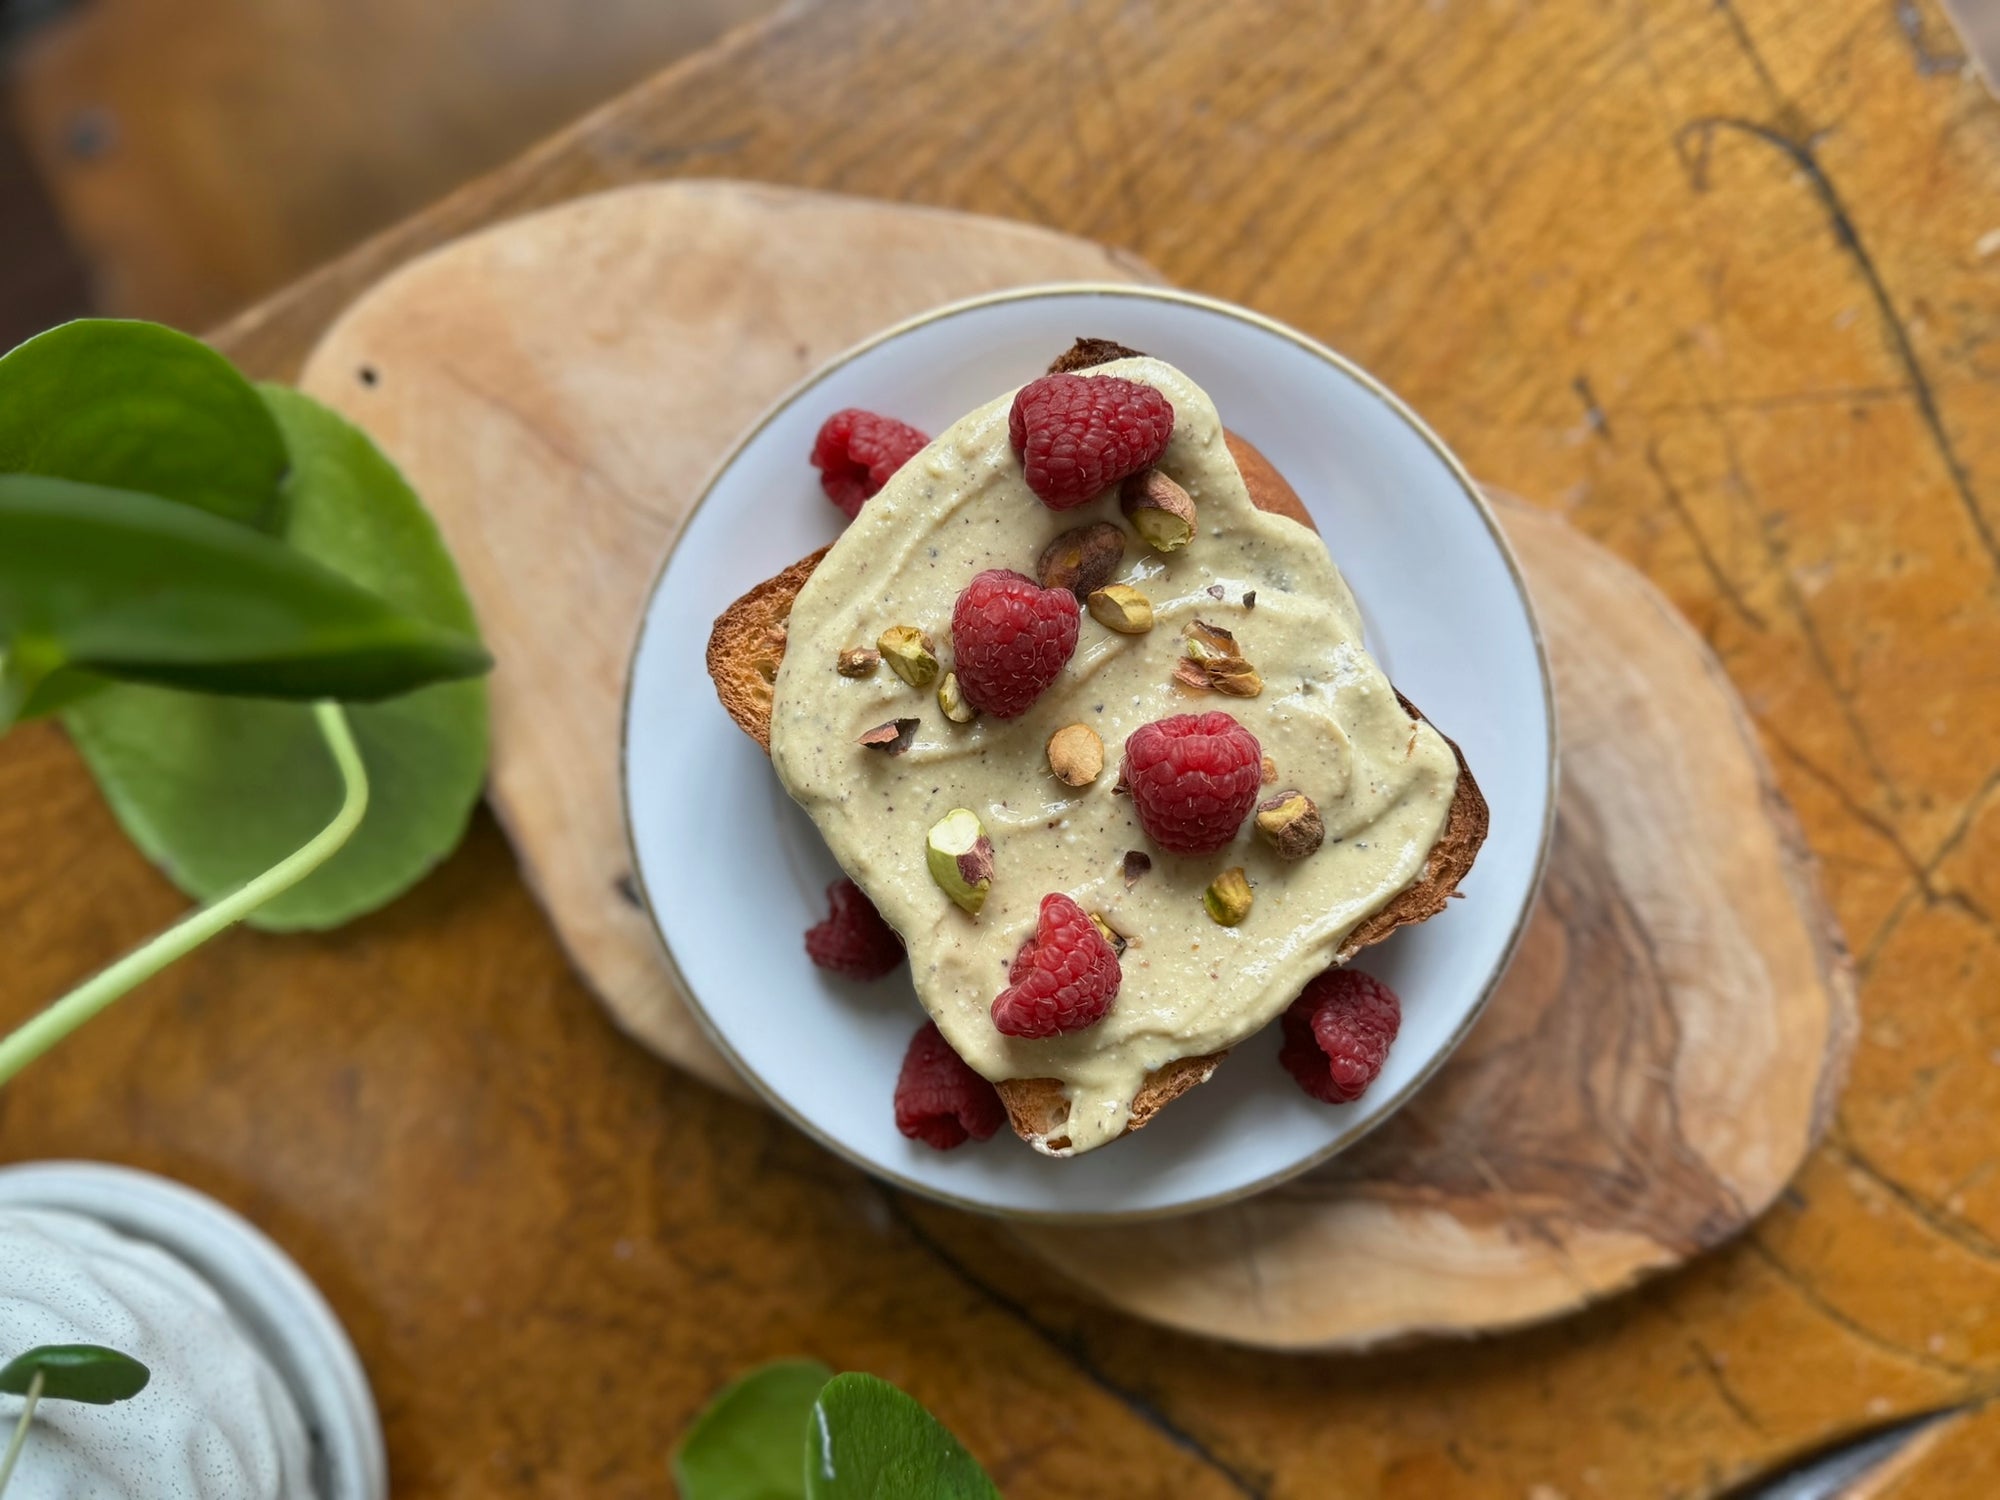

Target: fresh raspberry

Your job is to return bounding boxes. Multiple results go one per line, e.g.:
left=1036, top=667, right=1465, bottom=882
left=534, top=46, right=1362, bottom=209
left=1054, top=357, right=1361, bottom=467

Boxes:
left=1121, top=712, right=1263, bottom=855
left=895, top=1021, right=1006, bottom=1150
left=950, top=568, right=1079, bottom=719
left=1279, top=969, right=1402, bottom=1105
left=1009, top=937, right=1037, bottom=984
left=804, top=878, right=904, bottom=980
left=1008, top=373, right=1175, bottom=510
left=810, top=408, right=929, bottom=520
left=991, top=893, right=1121, bottom=1039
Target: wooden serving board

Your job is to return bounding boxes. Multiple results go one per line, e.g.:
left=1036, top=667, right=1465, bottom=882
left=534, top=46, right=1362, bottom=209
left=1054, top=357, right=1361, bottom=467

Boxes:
left=296, top=180, right=1854, bottom=1349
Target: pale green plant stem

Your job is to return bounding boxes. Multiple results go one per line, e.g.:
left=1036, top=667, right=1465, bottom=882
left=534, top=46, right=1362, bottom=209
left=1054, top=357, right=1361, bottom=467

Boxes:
left=0, top=702, right=367, bottom=1088
left=0, top=1370, right=45, bottom=1495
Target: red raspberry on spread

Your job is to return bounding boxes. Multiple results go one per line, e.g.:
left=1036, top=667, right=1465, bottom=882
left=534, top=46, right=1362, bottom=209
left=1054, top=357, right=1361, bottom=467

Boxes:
left=950, top=568, right=1080, bottom=719
left=1121, top=711, right=1264, bottom=855
left=804, top=878, right=904, bottom=980
left=1009, top=937, right=1037, bottom=984
left=991, top=893, right=1121, bottom=1039
left=810, top=408, right=929, bottom=520
left=1008, top=373, right=1174, bottom=510
left=895, top=1020, right=1006, bottom=1149
left=1279, top=969, right=1402, bottom=1105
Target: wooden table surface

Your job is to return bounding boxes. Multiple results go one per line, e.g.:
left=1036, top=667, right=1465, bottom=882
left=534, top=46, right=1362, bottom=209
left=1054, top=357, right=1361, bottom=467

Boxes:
left=6, top=1, right=2000, bottom=1495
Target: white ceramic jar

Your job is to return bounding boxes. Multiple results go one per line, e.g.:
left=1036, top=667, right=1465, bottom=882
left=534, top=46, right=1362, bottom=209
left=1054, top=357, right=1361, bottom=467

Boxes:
left=0, top=1163, right=384, bottom=1500
left=0, top=1206, right=310, bottom=1497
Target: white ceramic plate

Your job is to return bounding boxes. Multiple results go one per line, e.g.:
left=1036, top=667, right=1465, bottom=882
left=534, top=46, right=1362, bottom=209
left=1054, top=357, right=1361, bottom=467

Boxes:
left=625, top=286, right=1553, bottom=1221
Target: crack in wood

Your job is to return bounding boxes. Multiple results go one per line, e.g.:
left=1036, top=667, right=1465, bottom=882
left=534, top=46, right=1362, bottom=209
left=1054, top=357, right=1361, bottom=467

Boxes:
left=1742, top=1234, right=1981, bottom=1379
left=1689, top=1334, right=1767, bottom=1433
left=882, top=1192, right=1271, bottom=1499
left=1676, top=114, right=2000, bottom=573
left=1853, top=764, right=2000, bottom=973
left=1667, top=340, right=1908, bottom=811
left=1626, top=384, right=1915, bottom=418
left=1714, top=0, right=1790, bottom=109
left=1317, top=792, right=1751, bottom=1252
left=1764, top=727, right=1927, bottom=882
left=1572, top=373, right=1614, bottom=440
left=1918, top=766, right=2000, bottom=894
left=1829, top=1135, right=2000, bottom=1269
left=1644, top=438, right=1770, bottom=632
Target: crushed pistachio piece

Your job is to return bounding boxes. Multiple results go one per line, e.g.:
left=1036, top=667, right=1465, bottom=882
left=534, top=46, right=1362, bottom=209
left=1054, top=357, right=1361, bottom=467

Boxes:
left=1256, top=790, right=1325, bottom=860
left=877, top=625, right=939, bottom=688
left=926, top=808, right=994, bottom=914
left=1047, top=723, right=1104, bottom=787
left=1203, top=867, right=1254, bottom=926
left=1120, top=468, right=1197, bottom=552
left=1036, top=521, right=1127, bottom=600
left=1182, top=619, right=1262, bottom=697
left=936, top=671, right=977, bottom=724
left=1087, top=583, right=1154, bottom=634
left=837, top=646, right=881, bottom=677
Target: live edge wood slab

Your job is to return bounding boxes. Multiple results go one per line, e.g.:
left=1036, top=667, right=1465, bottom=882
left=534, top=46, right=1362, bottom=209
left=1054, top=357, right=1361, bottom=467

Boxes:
left=0, top=2, right=1995, bottom=1496
left=292, top=178, right=1848, bottom=1352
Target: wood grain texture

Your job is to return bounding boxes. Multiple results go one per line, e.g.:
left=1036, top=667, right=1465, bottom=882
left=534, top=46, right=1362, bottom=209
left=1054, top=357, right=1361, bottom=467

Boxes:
left=0, top=0, right=1984, bottom=1494
left=289, top=180, right=1848, bottom=1347
left=7, top=0, right=775, bottom=326
left=1012, top=492, right=1855, bottom=1347
left=294, top=183, right=1154, bottom=1092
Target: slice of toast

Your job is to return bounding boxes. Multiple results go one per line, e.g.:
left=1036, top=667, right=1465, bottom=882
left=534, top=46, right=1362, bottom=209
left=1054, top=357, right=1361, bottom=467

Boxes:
left=706, top=347, right=1488, bottom=1151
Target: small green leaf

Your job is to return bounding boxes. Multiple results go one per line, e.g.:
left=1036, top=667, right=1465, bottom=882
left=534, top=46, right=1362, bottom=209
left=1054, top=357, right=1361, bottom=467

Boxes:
left=0, top=1346, right=150, bottom=1405
left=0, top=475, right=491, bottom=701
left=0, top=320, right=287, bottom=530
left=806, top=1373, right=1000, bottom=1500
left=675, top=1360, right=833, bottom=1500
left=65, top=388, right=491, bottom=929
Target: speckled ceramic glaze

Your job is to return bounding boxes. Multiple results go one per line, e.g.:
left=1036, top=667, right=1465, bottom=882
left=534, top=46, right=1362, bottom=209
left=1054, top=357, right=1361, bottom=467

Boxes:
left=0, top=1208, right=312, bottom=1499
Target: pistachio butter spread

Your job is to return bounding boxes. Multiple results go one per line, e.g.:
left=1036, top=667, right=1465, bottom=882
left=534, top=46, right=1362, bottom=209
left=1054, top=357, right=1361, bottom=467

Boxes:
left=770, top=358, right=1458, bottom=1154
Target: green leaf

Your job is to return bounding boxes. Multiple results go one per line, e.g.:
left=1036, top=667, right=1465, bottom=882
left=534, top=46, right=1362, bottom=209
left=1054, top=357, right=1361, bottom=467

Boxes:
left=64, top=388, right=491, bottom=930
left=0, top=1346, right=150, bottom=1405
left=675, top=1360, right=833, bottom=1500
left=10, top=665, right=106, bottom=723
left=0, top=641, right=64, bottom=732
left=0, top=320, right=287, bottom=529
left=806, top=1373, right=1000, bottom=1500
left=0, top=475, right=491, bottom=702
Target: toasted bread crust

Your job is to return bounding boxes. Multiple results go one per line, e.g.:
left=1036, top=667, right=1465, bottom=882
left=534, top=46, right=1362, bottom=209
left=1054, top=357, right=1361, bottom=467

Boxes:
left=996, top=1052, right=1225, bottom=1154
left=1047, top=336, right=1146, bottom=373
left=705, top=545, right=828, bottom=754
left=705, top=362, right=1487, bottom=1151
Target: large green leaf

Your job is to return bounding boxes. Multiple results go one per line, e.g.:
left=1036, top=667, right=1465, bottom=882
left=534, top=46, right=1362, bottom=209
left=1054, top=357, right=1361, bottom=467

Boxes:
left=64, top=387, right=490, bottom=930
left=806, top=1374, right=1000, bottom=1500
left=0, top=320, right=287, bottom=529
left=674, top=1360, right=833, bottom=1500
left=0, top=1345, right=150, bottom=1405
left=0, top=475, right=489, bottom=709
